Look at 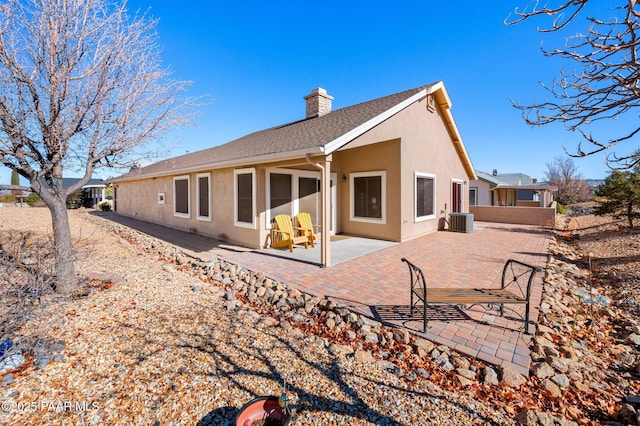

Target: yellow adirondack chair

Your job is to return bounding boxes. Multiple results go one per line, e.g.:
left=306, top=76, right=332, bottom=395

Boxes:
left=295, top=212, right=321, bottom=247
left=271, top=214, right=309, bottom=252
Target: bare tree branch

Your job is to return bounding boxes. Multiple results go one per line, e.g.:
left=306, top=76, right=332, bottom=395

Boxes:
left=0, top=184, right=30, bottom=192
left=545, top=156, right=591, bottom=204
left=0, top=0, right=197, bottom=292
left=507, top=1, right=640, bottom=168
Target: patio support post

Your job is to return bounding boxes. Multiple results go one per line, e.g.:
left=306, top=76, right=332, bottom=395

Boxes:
left=320, top=155, right=331, bottom=267
left=306, top=153, right=331, bottom=267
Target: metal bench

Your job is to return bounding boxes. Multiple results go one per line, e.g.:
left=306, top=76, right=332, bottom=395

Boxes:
left=401, top=258, right=539, bottom=334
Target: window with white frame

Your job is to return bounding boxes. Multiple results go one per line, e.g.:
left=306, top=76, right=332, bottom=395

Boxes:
left=197, top=173, right=211, bottom=221
left=234, top=168, right=256, bottom=228
left=415, top=172, right=435, bottom=221
left=173, top=175, right=190, bottom=218
left=350, top=171, right=386, bottom=223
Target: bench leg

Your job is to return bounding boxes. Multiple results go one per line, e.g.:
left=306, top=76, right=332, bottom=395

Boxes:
left=422, top=303, right=427, bottom=333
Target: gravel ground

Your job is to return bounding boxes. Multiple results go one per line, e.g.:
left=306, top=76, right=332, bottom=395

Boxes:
left=3, top=207, right=639, bottom=426
left=557, top=212, right=640, bottom=319
left=0, top=208, right=513, bottom=426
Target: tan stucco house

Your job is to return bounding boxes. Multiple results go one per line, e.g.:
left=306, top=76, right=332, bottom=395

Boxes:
left=110, top=82, right=476, bottom=266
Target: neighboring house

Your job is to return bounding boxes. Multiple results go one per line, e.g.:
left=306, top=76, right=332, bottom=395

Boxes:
left=62, top=178, right=107, bottom=208
left=110, top=82, right=476, bottom=266
left=470, top=170, right=557, bottom=207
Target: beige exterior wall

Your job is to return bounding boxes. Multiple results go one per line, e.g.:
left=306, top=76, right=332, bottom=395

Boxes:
left=114, top=95, right=474, bottom=247
left=115, top=168, right=267, bottom=248
left=332, top=96, right=471, bottom=242
left=332, top=140, right=401, bottom=241
left=469, top=204, right=556, bottom=228
left=400, top=98, right=470, bottom=240
left=469, top=180, right=493, bottom=206
left=517, top=200, right=541, bottom=208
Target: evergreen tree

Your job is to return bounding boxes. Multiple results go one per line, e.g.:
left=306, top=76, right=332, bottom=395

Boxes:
left=595, top=167, right=640, bottom=228
left=10, top=169, right=19, bottom=196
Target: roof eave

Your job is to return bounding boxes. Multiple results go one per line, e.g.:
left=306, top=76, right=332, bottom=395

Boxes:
left=429, top=82, right=477, bottom=181
left=323, top=82, right=477, bottom=181
left=110, top=146, right=325, bottom=183
left=323, top=89, right=428, bottom=155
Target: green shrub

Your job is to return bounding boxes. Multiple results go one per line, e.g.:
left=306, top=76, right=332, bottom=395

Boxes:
left=556, top=203, right=566, bottom=214
left=0, top=192, right=15, bottom=203
left=24, top=192, right=41, bottom=207
left=98, top=201, right=111, bottom=211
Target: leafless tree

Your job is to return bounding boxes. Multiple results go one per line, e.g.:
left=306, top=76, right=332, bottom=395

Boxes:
left=545, top=156, right=591, bottom=205
left=0, top=0, right=194, bottom=293
left=506, top=1, right=640, bottom=169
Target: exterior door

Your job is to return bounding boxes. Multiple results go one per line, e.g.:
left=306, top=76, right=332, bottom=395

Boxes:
left=452, top=180, right=463, bottom=213
left=266, top=168, right=336, bottom=234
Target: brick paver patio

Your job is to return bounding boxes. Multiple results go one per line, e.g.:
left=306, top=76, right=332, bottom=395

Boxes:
left=102, top=214, right=551, bottom=376
left=218, top=223, right=550, bottom=376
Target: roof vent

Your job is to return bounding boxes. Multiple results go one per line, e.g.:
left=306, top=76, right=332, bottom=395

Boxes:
left=304, top=88, right=333, bottom=118
left=492, top=169, right=498, bottom=176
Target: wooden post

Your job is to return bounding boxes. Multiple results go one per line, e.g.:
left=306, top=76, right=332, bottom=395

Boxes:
left=320, top=155, right=331, bottom=267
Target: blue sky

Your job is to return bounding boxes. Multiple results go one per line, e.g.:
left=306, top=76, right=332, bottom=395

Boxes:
left=2, top=1, right=633, bottom=185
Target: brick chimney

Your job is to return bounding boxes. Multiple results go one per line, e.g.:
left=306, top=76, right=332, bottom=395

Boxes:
left=304, top=88, right=333, bottom=118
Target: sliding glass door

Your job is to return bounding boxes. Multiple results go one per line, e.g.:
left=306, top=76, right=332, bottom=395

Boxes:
left=266, top=168, right=336, bottom=233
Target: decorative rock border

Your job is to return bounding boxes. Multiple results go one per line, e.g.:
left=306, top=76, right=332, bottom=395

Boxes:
left=86, top=214, right=522, bottom=390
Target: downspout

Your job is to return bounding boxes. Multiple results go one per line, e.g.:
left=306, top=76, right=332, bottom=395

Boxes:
left=306, top=153, right=330, bottom=268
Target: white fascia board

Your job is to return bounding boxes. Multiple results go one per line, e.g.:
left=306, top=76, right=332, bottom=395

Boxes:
left=429, top=82, right=477, bottom=181
left=111, top=146, right=324, bottom=182
left=323, top=89, right=428, bottom=155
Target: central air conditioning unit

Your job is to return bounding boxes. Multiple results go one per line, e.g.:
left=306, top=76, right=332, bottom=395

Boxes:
left=449, top=213, right=474, bottom=233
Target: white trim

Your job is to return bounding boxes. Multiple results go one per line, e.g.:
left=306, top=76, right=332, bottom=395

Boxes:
left=265, top=169, right=294, bottom=226
left=324, top=90, right=427, bottom=154
left=196, top=172, right=211, bottom=221
left=173, top=175, right=190, bottom=219
left=234, top=168, right=256, bottom=229
left=111, top=147, right=324, bottom=183
left=415, top=172, right=436, bottom=222
left=350, top=170, right=387, bottom=224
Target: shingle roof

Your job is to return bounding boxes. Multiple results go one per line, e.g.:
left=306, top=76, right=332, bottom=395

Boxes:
left=475, top=170, right=502, bottom=185
left=61, top=178, right=106, bottom=188
left=475, top=171, right=534, bottom=186
left=496, top=173, right=533, bottom=186
left=475, top=170, right=556, bottom=191
left=114, top=84, right=434, bottom=181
